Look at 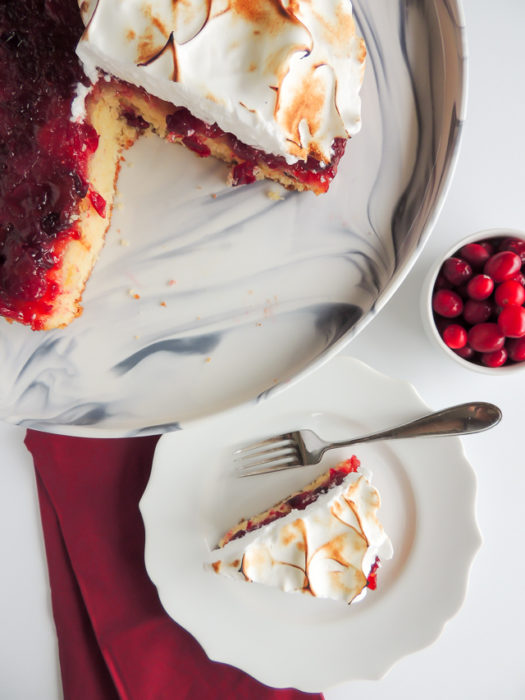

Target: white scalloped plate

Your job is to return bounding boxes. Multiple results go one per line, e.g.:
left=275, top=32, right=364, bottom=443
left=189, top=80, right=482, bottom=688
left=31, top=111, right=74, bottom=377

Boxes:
left=140, top=356, right=481, bottom=691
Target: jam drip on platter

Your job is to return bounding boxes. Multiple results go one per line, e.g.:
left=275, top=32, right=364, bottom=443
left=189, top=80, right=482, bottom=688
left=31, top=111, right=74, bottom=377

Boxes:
left=0, top=0, right=101, bottom=328
left=166, top=107, right=347, bottom=192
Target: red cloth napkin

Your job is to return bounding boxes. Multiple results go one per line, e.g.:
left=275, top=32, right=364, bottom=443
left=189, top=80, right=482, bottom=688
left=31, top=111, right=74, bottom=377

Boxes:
left=25, top=430, right=322, bottom=700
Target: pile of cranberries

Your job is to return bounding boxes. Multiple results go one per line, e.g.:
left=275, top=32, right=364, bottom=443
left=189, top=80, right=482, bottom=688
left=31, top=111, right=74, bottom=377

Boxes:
left=431, top=235, right=525, bottom=368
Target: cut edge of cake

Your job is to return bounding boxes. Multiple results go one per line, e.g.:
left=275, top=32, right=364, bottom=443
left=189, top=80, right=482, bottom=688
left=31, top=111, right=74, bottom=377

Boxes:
left=31, top=69, right=349, bottom=330
left=35, top=81, right=143, bottom=329
left=210, top=457, right=393, bottom=605
left=1, top=0, right=365, bottom=331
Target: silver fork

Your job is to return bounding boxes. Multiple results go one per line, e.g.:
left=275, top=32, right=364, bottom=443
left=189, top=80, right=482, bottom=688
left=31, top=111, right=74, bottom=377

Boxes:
left=234, top=402, right=502, bottom=476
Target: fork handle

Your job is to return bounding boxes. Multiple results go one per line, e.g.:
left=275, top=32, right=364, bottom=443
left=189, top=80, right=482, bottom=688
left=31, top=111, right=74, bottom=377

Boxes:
left=319, top=402, right=501, bottom=458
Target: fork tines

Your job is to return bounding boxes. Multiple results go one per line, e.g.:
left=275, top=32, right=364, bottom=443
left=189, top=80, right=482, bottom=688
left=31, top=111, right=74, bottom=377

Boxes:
left=234, top=435, right=302, bottom=475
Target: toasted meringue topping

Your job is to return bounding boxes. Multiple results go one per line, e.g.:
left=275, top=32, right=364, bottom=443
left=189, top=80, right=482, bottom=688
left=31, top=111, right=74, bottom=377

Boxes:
left=212, top=470, right=392, bottom=604
left=76, top=0, right=365, bottom=164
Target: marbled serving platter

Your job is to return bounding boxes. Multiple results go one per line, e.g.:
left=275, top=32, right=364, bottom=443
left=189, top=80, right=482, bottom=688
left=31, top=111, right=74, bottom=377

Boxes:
left=0, top=1, right=466, bottom=436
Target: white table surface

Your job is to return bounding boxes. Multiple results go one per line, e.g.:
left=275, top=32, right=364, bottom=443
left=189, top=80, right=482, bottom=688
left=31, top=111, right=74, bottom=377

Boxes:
left=2, top=2, right=525, bottom=698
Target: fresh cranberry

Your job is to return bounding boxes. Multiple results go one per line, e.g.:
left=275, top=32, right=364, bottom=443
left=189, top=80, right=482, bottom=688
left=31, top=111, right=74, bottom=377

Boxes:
left=497, top=305, right=525, bottom=337
left=507, top=337, right=525, bottom=362
left=434, top=273, right=449, bottom=290
left=442, top=324, right=467, bottom=349
left=441, top=257, right=472, bottom=286
left=432, top=289, right=463, bottom=318
left=466, top=274, right=494, bottom=300
left=463, top=299, right=494, bottom=324
left=433, top=315, right=450, bottom=336
left=499, top=237, right=525, bottom=264
left=459, top=242, right=491, bottom=269
left=455, top=283, right=471, bottom=300
left=484, top=251, right=522, bottom=282
left=481, top=348, right=508, bottom=368
left=494, top=279, right=525, bottom=307
left=467, top=323, right=505, bottom=352
left=454, top=345, right=475, bottom=360
left=478, top=240, right=495, bottom=256
left=512, top=271, right=525, bottom=287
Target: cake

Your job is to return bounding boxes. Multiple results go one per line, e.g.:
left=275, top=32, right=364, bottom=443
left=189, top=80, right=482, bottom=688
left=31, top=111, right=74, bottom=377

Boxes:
left=211, top=457, right=393, bottom=604
left=0, top=0, right=366, bottom=330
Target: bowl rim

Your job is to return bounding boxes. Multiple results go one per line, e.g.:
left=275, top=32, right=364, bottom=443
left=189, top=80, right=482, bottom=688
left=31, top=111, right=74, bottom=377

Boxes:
left=422, top=227, right=525, bottom=374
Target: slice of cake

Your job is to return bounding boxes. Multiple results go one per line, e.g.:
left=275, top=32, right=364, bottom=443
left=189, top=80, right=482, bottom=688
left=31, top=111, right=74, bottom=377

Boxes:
left=76, top=0, right=366, bottom=194
left=0, top=0, right=365, bottom=330
left=211, top=457, right=393, bottom=604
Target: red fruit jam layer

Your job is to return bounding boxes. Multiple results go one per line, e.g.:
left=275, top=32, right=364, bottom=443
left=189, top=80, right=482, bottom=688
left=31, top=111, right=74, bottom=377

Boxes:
left=225, top=455, right=361, bottom=545
left=166, top=108, right=347, bottom=192
left=0, top=0, right=104, bottom=329
left=366, top=557, right=380, bottom=590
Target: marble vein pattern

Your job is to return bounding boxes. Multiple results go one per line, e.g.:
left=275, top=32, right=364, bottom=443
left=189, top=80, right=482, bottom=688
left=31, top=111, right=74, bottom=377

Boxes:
left=0, top=0, right=466, bottom=435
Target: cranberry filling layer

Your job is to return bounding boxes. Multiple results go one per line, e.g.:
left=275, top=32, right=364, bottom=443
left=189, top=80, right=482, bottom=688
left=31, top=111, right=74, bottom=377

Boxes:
left=225, top=455, right=361, bottom=545
left=366, top=557, right=380, bottom=589
left=0, top=0, right=103, bottom=329
left=166, top=107, right=347, bottom=192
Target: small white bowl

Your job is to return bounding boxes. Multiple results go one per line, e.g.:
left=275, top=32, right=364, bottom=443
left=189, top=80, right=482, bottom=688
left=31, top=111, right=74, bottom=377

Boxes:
left=421, top=228, right=525, bottom=374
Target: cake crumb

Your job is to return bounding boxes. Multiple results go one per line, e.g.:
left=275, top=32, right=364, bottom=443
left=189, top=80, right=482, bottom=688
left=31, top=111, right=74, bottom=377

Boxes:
left=120, top=238, right=130, bottom=247
left=134, top=334, right=140, bottom=340
left=204, top=356, right=211, bottom=363
left=160, top=301, right=167, bottom=307
left=210, top=193, right=217, bottom=199
left=267, top=189, right=283, bottom=201
left=128, top=289, right=140, bottom=300
left=167, top=279, right=176, bottom=286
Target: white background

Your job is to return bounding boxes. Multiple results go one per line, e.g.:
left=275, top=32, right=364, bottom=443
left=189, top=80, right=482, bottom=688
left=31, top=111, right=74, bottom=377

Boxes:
left=1, top=1, right=525, bottom=698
